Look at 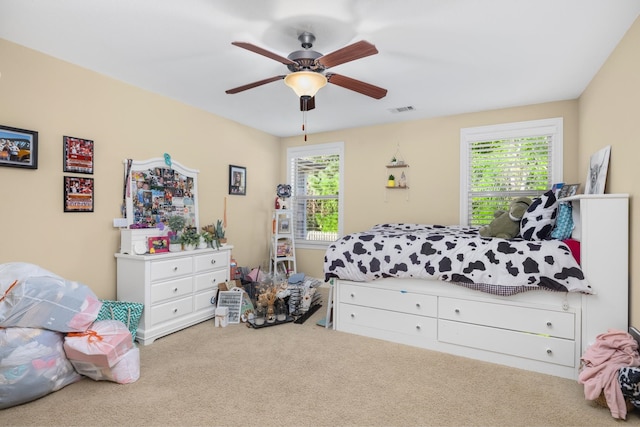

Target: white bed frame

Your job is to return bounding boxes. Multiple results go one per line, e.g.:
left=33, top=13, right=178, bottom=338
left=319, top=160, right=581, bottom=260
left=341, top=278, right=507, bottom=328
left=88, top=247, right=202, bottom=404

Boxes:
left=333, top=194, right=629, bottom=379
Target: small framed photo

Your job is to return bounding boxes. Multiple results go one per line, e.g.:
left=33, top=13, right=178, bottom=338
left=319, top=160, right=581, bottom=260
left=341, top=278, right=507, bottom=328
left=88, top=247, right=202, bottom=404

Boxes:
left=278, top=213, right=291, bottom=234
left=148, top=236, right=169, bottom=253
left=229, top=165, right=246, bottom=195
left=63, top=136, right=94, bottom=174
left=558, top=183, right=580, bottom=199
left=0, top=124, right=38, bottom=169
left=63, top=176, right=94, bottom=212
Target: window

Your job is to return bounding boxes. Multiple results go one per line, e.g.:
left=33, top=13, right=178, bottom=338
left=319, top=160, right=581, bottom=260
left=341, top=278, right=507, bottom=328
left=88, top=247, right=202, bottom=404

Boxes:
left=287, top=142, right=344, bottom=249
left=460, top=118, right=563, bottom=226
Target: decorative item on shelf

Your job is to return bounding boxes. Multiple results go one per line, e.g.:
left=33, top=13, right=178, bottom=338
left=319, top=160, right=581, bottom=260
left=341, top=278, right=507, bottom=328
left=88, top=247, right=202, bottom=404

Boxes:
left=276, top=184, right=292, bottom=209
left=179, top=228, right=200, bottom=251
left=387, top=174, right=395, bottom=187
left=398, top=171, right=407, bottom=188
left=254, top=305, right=266, bottom=326
left=276, top=299, right=287, bottom=321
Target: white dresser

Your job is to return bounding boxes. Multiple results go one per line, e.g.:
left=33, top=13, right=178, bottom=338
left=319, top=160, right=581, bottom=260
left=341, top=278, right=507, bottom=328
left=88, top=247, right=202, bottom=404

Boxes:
left=115, top=246, right=231, bottom=345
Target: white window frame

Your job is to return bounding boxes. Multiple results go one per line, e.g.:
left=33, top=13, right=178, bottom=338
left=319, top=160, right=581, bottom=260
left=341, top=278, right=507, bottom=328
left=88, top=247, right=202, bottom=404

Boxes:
left=287, top=141, right=344, bottom=250
left=459, top=117, right=563, bottom=225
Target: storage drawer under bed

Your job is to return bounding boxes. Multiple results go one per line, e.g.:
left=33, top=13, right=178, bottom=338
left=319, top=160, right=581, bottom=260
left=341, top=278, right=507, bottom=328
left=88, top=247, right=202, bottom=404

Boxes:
left=339, top=283, right=437, bottom=317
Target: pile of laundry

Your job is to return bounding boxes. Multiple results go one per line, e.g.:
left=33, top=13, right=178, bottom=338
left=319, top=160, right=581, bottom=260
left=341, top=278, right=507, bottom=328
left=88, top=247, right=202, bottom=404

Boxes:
left=579, top=329, right=640, bottom=420
left=0, top=262, right=140, bottom=409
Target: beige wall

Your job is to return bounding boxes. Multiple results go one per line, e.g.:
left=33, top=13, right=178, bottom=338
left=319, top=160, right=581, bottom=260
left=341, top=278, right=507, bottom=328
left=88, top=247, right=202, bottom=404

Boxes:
left=282, top=102, right=580, bottom=278
left=579, top=17, right=640, bottom=326
left=0, top=39, right=280, bottom=299
left=2, top=15, right=639, bottom=326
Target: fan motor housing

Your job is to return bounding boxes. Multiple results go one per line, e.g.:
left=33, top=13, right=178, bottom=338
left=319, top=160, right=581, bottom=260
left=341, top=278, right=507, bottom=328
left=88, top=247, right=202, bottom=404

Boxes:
left=287, top=50, right=324, bottom=72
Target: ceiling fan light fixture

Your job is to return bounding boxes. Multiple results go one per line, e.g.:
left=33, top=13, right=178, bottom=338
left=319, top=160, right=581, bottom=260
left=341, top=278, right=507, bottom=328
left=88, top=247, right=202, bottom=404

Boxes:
left=284, top=71, right=327, bottom=97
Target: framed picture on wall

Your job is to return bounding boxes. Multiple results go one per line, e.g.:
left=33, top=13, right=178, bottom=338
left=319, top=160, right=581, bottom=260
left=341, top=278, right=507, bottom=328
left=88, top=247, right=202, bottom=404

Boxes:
left=63, top=136, right=94, bottom=174
left=229, top=165, right=246, bottom=195
left=64, top=176, right=94, bottom=212
left=0, top=124, right=38, bottom=169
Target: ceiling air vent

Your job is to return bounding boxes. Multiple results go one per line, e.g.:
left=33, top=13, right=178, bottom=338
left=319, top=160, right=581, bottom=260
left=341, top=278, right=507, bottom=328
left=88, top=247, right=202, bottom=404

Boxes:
left=389, top=106, right=415, bottom=113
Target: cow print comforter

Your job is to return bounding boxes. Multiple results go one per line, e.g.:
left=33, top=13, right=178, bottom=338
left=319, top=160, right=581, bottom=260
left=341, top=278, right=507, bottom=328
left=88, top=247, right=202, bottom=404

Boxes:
left=324, top=223, right=592, bottom=296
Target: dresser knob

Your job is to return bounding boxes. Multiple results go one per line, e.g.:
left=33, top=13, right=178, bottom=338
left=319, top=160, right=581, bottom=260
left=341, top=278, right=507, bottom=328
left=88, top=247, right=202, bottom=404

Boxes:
left=211, top=259, right=216, bottom=264
left=173, top=308, right=178, bottom=313
left=416, top=325, right=421, bottom=330
left=173, top=266, right=178, bottom=271
left=350, top=293, right=355, bottom=298
left=454, top=309, right=460, bottom=314
left=546, top=321, right=552, bottom=327
left=212, top=278, right=217, bottom=283
left=546, top=348, right=552, bottom=355
left=350, top=313, right=355, bottom=318
left=173, top=287, right=178, bottom=293
left=416, top=303, right=421, bottom=308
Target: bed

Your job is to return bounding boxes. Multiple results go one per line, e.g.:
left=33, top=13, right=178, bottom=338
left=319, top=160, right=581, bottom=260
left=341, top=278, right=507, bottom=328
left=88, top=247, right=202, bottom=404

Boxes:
left=325, top=194, right=629, bottom=379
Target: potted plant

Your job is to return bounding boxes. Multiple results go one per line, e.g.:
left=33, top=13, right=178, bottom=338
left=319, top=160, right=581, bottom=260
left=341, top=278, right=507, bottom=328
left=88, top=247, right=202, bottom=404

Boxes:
left=198, top=231, right=212, bottom=249
left=387, top=174, right=395, bottom=187
left=179, top=227, right=200, bottom=251
left=213, top=219, right=227, bottom=248
left=166, top=215, right=186, bottom=252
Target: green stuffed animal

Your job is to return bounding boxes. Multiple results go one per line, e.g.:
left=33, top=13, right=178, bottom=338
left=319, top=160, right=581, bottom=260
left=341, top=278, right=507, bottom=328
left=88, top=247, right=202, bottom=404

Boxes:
left=478, top=197, right=532, bottom=239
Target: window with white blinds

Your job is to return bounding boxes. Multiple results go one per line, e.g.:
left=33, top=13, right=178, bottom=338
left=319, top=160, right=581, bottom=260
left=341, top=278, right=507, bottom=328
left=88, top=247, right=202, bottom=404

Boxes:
left=287, top=142, right=344, bottom=248
left=460, top=118, right=563, bottom=226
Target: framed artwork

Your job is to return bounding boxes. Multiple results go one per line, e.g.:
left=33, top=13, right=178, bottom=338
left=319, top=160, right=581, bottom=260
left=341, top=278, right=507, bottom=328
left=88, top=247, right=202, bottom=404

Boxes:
left=63, top=136, right=94, bottom=174
left=584, top=146, right=611, bottom=195
left=229, top=165, right=246, bottom=195
left=558, top=183, right=580, bottom=199
left=0, top=124, right=38, bottom=169
left=217, top=290, right=243, bottom=324
left=148, top=236, right=169, bottom=253
left=278, top=212, right=291, bottom=234
left=64, top=176, right=94, bottom=212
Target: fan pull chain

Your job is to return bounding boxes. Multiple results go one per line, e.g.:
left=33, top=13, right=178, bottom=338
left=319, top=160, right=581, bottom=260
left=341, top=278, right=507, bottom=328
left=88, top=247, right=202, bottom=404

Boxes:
left=302, top=109, right=307, bottom=142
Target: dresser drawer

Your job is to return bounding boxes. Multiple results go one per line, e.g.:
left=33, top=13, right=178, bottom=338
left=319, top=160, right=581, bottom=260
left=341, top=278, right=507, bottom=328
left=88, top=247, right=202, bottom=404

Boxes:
left=194, top=251, right=229, bottom=273
left=339, top=283, right=437, bottom=317
left=438, top=319, right=575, bottom=367
left=151, top=277, right=193, bottom=304
left=194, top=269, right=227, bottom=292
left=439, top=297, right=575, bottom=339
left=150, top=257, right=193, bottom=282
left=338, top=303, right=437, bottom=339
left=194, top=288, right=218, bottom=312
left=150, top=296, right=193, bottom=326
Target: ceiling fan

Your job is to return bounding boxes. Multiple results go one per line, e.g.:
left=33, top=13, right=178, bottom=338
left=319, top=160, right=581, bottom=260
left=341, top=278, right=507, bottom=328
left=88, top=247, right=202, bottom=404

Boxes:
left=225, top=32, right=388, bottom=112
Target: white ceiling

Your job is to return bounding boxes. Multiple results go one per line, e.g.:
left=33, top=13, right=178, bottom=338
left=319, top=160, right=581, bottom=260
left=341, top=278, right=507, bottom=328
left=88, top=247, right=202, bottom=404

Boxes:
left=1, top=0, right=639, bottom=137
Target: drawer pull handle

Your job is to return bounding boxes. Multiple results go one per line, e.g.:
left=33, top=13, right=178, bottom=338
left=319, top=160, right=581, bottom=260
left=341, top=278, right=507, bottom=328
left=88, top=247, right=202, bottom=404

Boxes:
left=211, top=259, right=216, bottom=265
left=212, top=278, right=217, bottom=283
left=350, top=313, right=355, bottom=318
left=546, top=321, right=552, bottom=327
left=173, top=308, right=178, bottom=313
left=546, top=348, right=553, bottom=355
left=173, top=266, right=178, bottom=272
left=416, top=303, right=421, bottom=308
left=454, top=309, right=460, bottom=314
left=173, top=287, right=178, bottom=293
left=416, top=325, right=421, bottom=330
left=350, top=293, right=355, bottom=298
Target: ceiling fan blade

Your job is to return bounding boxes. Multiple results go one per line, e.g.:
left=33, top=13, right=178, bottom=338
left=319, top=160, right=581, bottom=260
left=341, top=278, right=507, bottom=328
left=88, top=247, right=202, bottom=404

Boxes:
left=225, top=75, right=286, bottom=94
left=231, top=42, right=297, bottom=66
left=300, top=96, right=316, bottom=111
left=316, top=40, right=379, bottom=68
left=326, top=73, right=387, bottom=99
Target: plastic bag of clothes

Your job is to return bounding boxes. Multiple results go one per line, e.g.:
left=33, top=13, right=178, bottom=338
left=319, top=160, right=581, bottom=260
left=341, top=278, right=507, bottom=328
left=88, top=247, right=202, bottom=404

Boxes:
left=0, top=262, right=102, bottom=332
left=0, top=327, right=82, bottom=409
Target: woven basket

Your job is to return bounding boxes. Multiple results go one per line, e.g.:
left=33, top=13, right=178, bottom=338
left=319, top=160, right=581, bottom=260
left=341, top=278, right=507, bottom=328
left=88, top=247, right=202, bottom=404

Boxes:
left=95, top=300, right=143, bottom=342
left=594, top=392, right=634, bottom=412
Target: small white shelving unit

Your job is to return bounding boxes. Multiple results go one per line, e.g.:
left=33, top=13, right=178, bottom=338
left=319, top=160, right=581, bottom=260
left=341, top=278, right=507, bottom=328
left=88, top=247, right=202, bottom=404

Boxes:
left=269, top=209, right=297, bottom=276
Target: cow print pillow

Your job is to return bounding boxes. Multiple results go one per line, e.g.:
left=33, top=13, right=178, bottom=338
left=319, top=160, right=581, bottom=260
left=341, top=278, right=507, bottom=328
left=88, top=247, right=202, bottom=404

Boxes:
left=520, top=190, right=558, bottom=240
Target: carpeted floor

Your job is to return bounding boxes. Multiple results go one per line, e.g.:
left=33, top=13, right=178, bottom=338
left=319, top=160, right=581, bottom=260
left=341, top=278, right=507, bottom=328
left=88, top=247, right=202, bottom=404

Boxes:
left=3, top=287, right=639, bottom=426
